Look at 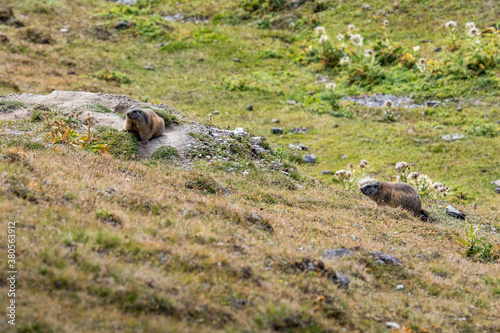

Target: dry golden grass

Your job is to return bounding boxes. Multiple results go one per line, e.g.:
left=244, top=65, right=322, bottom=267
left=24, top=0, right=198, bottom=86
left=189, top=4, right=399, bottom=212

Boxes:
left=0, top=146, right=498, bottom=332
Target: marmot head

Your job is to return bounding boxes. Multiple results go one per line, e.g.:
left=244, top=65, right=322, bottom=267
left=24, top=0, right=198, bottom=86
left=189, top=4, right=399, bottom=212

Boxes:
left=360, top=182, right=380, bottom=197
left=126, top=108, right=146, bottom=121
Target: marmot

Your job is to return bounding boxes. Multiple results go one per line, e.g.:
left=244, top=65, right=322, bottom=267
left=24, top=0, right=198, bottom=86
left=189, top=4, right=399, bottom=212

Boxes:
left=124, top=108, right=165, bottom=143
left=360, top=182, right=429, bottom=221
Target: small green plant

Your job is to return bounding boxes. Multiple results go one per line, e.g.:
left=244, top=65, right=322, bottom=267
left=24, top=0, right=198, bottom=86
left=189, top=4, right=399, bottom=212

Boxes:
left=457, top=219, right=500, bottom=262
left=152, top=145, right=178, bottom=161
left=91, top=69, right=132, bottom=84
left=334, top=169, right=355, bottom=190
left=0, top=100, right=27, bottom=112
left=149, top=108, right=179, bottom=126
left=468, top=121, right=498, bottom=138
left=94, top=126, right=138, bottom=159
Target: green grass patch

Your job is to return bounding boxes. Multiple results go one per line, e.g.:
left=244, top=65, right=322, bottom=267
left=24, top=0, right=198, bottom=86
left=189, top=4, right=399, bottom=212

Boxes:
left=94, top=126, right=138, bottom=159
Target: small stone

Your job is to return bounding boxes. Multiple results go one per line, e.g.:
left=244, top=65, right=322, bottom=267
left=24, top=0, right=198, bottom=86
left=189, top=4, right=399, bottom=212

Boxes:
left=271, top=127, right=284, bottom=134
left=287, top=99, right=297, bottom=105
left=271, top=118, right=280, bottom=123
left=320, top=170, right=332, bottom=175
left=288, top=144, right=297, bottom=149
left=322, top=248, right=354, bottom=259
left=251, top=136, right=264, bottom=145
left=396, top=285, right=404, bottom=290
left=340, top=155, right=348, bottom=160
left=246, top=105, right=253, bottom=111
left=369, top=252, right=401, bottom=265
left=426, top=100, right=441, bottom=107
left=332, top=274, right=350, bottom=289
left=67, top=71, right=77, bottom=75
left=198, top=58, right=204, bottom=62
left=457, top=106, right=463, bottom=112
left=446, top=205, right=466, bottom=219
left=441, top=133, right=464, bottom=142
left=386, top=322, right=401, bottom=330
left=490, top=180, right=500, bottom=187
left=114, top=21, right=134, bottom=30
left=233, top=58, right=241, bottom=63
left=242, top=170, right=249, bottom=176
left=233, top=127, right=246, bottom=136
left=495, top=187, right=500, bottom=194
left=333, top=124, right=338, bottom=128
left=60, top=28, right=69, bottom=33
left=142, top=65, right=154, bottom=70
left=303, top=154, right=317, bottom=163
left=434, top=47, right=442, bottom=52
left=308, top=91, right=316, bottom=96
left=213, top=110, right=220, bottom=115
left=291, top=127, right=309, bottom=134
left=248, top=212, right=262, bottom=222
left=297, top=143, right=309, bottom=150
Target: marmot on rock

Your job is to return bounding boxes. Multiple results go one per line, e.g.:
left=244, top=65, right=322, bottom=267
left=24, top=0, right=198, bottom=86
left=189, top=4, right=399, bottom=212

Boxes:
left=124, top=108, right=165, bottom=143
left=360, top=182, right=429, bottom=221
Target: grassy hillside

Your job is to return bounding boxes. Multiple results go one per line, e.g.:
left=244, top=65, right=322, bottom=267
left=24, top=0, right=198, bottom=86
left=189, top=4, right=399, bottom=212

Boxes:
left=0, top=0, right=499, bottom=332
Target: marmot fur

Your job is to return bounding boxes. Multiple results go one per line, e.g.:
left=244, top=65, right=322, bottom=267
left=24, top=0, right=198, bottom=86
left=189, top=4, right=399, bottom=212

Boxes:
left=360, top=182, right=429, bottom=221
left=124, top=108, right=165, bottom=143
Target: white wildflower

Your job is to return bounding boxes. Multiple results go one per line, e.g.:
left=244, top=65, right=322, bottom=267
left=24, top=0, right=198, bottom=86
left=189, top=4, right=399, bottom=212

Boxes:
left=315, top=26, right=326, bottom=35
left=364, top=49, right=375, bottom=57
left=468, top=27, right=480, bottom=37
left=431, top=181, right=449, bottom=192
left=416, top=58, right=427, bottom=72
left=335, top=169, right=352, bottom=180
left=383, top=100, right=393, bottom=108
left=383, top=20, right=390, bottom=26
left=319, top=34, right=329, bottom=44
left=413, top=45, right=420, bottom=52
left=336, top=33, right=344, bottom=41
left=445, top=20, right=458, bottom=30
left=340, top=56, right=350, bottom=65
left=408, top=172, right=420, bottom=180
left=361, top=4, right=371, bottom=10
left=326, top=82, right=336, bottom=90
left=350, top=34, right=363, bottom=46
left=465, top=22, right=475, bottom=29
left=348, top=24, right=356, bottom=31
left=359, top=177, right=376, bottom=187
left=395, top=161, right=409, bottom=172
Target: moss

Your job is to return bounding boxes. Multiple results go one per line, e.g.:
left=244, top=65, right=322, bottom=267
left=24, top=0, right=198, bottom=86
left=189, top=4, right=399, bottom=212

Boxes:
left=94, top=126, right=138, bottom=159
left=185, top=173, right=224, bottom=194
left=147, top=108, right=180, bottom=126
left=91, top=69, right=132, bottom=84
left=152, top=145, right=178, bottom=161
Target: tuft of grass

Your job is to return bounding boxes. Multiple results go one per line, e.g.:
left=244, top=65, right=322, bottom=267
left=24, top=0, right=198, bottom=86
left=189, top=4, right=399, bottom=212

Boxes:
left=91, top=69, right=132, bottom=84
left=151, top=145, right=178, bottom=161
left=0, top=99, right=27, bottom=112
left=94, top=126, right=138, bottom=159
left=148, top=108, right=180, bottom=126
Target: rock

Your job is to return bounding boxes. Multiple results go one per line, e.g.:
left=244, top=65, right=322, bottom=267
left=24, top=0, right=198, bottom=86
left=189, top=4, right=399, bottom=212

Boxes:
left=321, top=248, right=354, bottom=259
left=303, top=154, right=317, bottom=163
left=213, top=110, right=220, bottom=115
left=386, top=322, right=401, bottom=330
left=288, top=144, right=296, bottom=149
left=67, top=71, right=77, bottom=75
left=490, top=180, right=500, bottom=187
left=233, top=127, right=246, bottom=136
left=446, top=205, right=466, bottom=219
left=246, top=105, right=253, bottom=111
left=297, top=143, right=309, bottom=150
left=271, top=127, right=283, bottom=134
left=252, top=145, right=267, bottom=155
left=198, top=57, right=204, bottom=62
left=369, top=252, right=401, bottom=265
left=361, top=4, right=371, bottom=10
left=333, top=124, right=339, bottom=128
left=142, top=65, right=154, bottom=70
left=332, top=274, right=350, bottom=289
left=248, top=212, right=262, bottom=222
left=251, top=136, right=264, bottom=145
left=340, top=155, right=348, bottom=160
left=457, top=106, right=463, bottom=112
left=441, top=133, right=464, bottom=142
left=114, top=0, right=137, bottom=4
left=495, top=187, right=500, bottom=194
left=434, top=47, right=442, bottom=52
left=60, top=28, right=69, bottom=33
left=426, top=100, right=441, bottom=107
left=114, top=21, right=134, bottom=30
left=291, top=127, right=309, bottom=134
left=271, top=118, right=280, bottom=123
left=287, top=99, right=297, bottom=105
left=308, top=91, right=316, bottom=96
left=233, top=58, right=241, bottom=63
left=320, top=170, right=332, bottom=175
left=396, top=285, right=404, bottom=290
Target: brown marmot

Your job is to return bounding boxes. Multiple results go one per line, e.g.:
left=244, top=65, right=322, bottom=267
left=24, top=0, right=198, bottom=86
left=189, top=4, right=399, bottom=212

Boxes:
left=124, top=108, right=165, bottom=143
left=360, top=182, right=429, bottom=221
